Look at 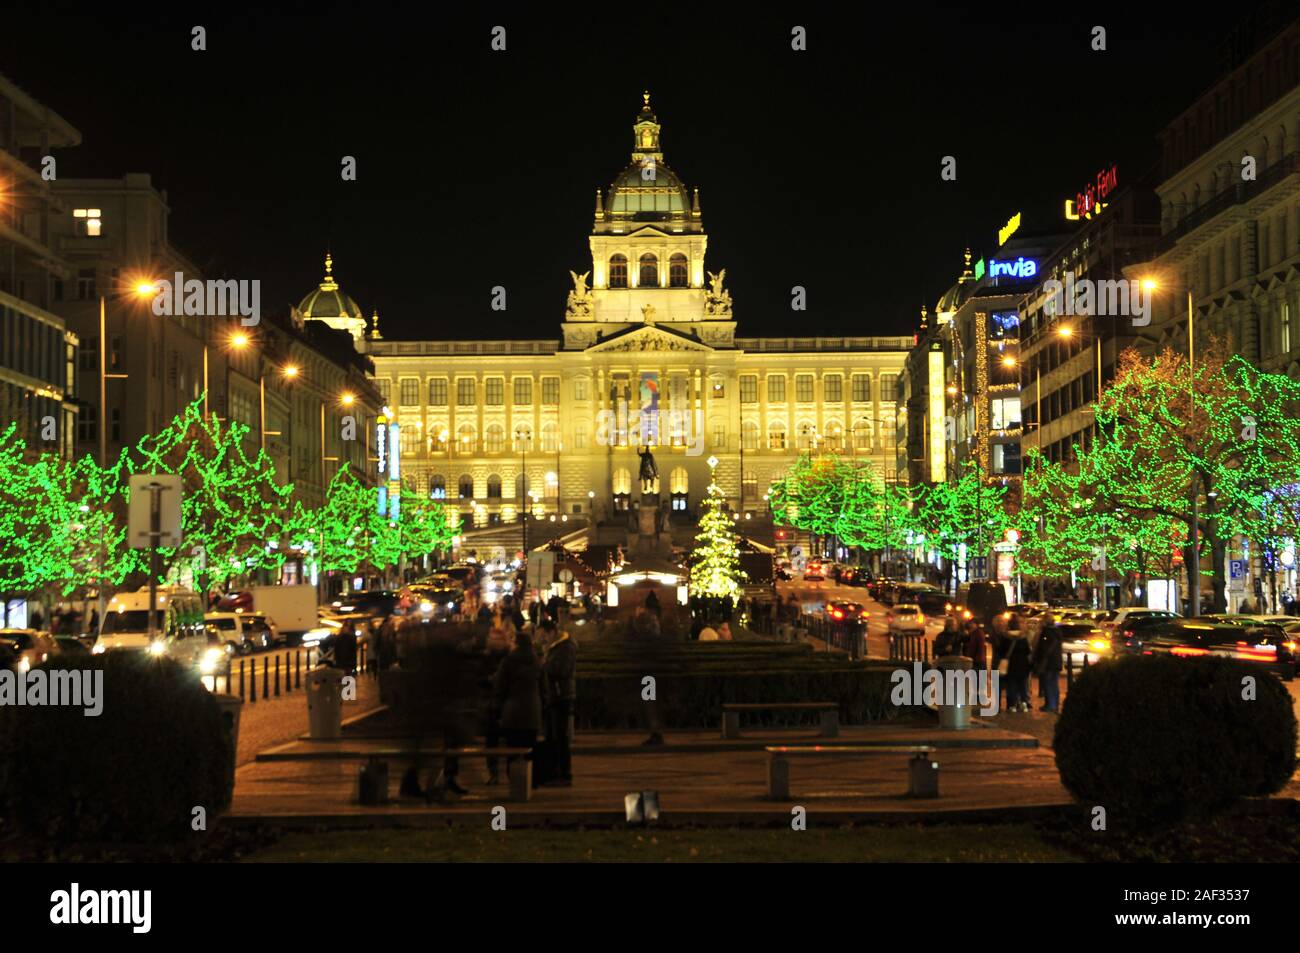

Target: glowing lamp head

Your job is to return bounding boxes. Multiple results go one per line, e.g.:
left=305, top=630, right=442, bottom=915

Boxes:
left=1057, top=326, right=1074, bottom=338
left=341, top=392, right=355, bottom=406
left=1141, top=279, right=1159, bottom=292
left=283, top=364, right=300, bottom=378
left=1001, top=356, right=1017, bottom=368
left=134, top=281, right=158, bottom=297
left=230, top=332, right=250, bottom=349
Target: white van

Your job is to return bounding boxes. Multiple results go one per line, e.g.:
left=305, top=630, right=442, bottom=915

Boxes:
left=94, top=587, right=208, bottom=669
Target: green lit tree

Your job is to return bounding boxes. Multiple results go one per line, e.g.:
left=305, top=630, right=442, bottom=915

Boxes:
left=913, top=460, right=1009, bottom=592
left=129, top=398, right=292, bottom=594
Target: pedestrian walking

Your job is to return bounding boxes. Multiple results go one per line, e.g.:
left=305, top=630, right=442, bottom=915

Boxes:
left=963, top=620, right=987, bottom=674
left=934, top=617, right=961, bottom=657
left=997, top=629, right=1032, bottom=712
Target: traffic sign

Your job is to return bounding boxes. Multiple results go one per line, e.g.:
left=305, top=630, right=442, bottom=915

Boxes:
left=127, top=474, right=183, bottom=549
left=1229, top=559, right=1246, bottom=593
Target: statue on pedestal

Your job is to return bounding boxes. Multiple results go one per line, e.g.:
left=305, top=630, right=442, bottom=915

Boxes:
left=637, top=446, right=658, bottom=494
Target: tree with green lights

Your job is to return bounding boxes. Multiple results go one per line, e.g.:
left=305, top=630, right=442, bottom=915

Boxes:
left=129, top=398, right=292, bottom=594
left=1017, top=340, right=1300, bottom=611
left=913, top=459, right=1009, bottom=592
left=289, top=463, right=386, bottom=578
left=689, top=464, right=746, bottom=602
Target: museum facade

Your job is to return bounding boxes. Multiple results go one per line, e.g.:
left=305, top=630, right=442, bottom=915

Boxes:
left=324, top=96, right=911, bottom=529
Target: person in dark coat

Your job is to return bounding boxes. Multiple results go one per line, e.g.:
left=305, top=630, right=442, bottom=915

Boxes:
left=998, top=630, right=1033, bottom=712
left=547, top=593, right=564, bottom=625
left=332, top=621, right=359, bottom=674
left=493, top=629, right=543, bottom=778
left=1032, top=623, right=1064, bottom=713
left=934, top=617, right=961, bottom=657
left=963, top=621, right=987, bottom=674
left=542, top=625, right=577, bottom=785
left=643, top=590, right=661, bottom=618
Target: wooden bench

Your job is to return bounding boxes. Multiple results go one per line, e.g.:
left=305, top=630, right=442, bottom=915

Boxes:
left=765, top=745, right=939, bottom=799
left=722, top=702, right=839, bottom=739
left=343, top=746, right=535, bottom=802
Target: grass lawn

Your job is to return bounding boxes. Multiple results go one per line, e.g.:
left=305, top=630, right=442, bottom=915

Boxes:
left=243, top=823, right=1083, bottom=863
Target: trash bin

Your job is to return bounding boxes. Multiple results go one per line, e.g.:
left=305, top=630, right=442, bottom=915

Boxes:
left=211, top=693, right=243, bottom=795
left=934, top=655, right=973, bottom=730
left=306, top=666, right=345, bottom=739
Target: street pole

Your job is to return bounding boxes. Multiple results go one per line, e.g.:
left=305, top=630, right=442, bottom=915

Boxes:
left=147, top=481, right=162, bottom=645
left=259, top=374, right=266, bottom=453
left=1188, top=289, right=1199, bottom=617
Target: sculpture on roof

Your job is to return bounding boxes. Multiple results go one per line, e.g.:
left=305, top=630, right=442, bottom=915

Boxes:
left=705, top=268, right=732, bottom=317
left=566, top=269, right=593, bottom=318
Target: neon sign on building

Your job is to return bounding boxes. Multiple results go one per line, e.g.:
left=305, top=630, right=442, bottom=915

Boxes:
left=988, top=257, right=1038, bottom=279
left=1065, top=164, right=1118, bottom=220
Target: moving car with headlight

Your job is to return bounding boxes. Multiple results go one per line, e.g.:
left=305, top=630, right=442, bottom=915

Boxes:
left=93, top=587, right=207, bottom=669
left=887, top=603, right=926, bottom=635
left=1055, top=622, right=1114, bottom=668
left=802, top=561, right=825, bottom=582
left=824, top=600, right=869, bottom=624
left=398, top=585, right=462, bottom=620
left=204, top=611, right=278, bottom=654
left=1140, top=619, right=1295, bottom=679
left=0, top=629, right=60, bottom=674
left=330, top=589, right=399, bottom=620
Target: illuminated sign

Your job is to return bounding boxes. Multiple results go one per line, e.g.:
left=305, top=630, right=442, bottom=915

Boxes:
left=998, top=212, right=1021, bottom=246
left=988, top=257, right=1037, bottom=279
left=973, top=258, right=985, bottom=281
left=376, top=416, right=388, bottom=476
left=1065, top=164, right=1118, bottom=221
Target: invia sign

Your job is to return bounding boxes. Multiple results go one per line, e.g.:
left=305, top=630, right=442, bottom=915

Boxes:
left=988, top=257, right=1038, bottom=280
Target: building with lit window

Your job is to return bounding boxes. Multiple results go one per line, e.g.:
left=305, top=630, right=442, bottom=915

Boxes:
left=354, top=96, right=910, bottom=547
left=0, top=72, right=80, bottom=458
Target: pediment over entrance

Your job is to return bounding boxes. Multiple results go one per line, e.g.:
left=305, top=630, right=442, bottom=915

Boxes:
left=584, top=323, right=714, bottom=353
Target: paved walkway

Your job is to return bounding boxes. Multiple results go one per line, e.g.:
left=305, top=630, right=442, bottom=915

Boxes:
left=228, top=718, right=1070, bottom=825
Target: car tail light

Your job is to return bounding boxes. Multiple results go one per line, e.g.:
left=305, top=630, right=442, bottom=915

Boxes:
left=1171, top=646, right=1208, bottom=657
left=1285, top=641, right=1297, bottom=651
left=830, top=609, right=843, bottom=619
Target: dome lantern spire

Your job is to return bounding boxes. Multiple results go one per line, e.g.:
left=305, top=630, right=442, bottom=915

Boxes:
left=321, top=251, right=338, bottom=291
left=631, top=90, right=662, bottom=163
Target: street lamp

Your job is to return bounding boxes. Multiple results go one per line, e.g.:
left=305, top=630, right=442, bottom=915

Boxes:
left=99, top=277, right=159, bottom=466
left=1139, top=276, right=1202, bottom=615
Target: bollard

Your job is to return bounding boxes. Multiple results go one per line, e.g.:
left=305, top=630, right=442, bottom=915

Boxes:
left=1082, top=652, right=1090, bottom=669
left=274, top=655, right=281, bottom=697
left=244, top=660, right=253, bottom=703
left=1066, top=654, right=1074, bottom=688
left=262, top=657, right=269, bottom=699
left=295, top=649, right=301, bottom=689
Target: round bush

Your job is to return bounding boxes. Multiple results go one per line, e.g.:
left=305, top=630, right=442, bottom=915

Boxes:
left=1054, top=655, right=1297, bottom=825
left=0, top=653, right=233, bottom=843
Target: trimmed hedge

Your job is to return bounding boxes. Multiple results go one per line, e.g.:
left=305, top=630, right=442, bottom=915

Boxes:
left=0, top=653, right=232, bottom=843
left=1054, top=655, right=1297, bottom=826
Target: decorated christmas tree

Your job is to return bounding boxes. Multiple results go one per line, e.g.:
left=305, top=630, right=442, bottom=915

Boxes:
left=688, top=457, right=746, bottom=601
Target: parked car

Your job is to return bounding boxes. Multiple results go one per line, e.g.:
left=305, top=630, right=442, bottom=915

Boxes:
left=93, top=587, right=207, bottom=670
left=887, top=603, right=926, bottom=636
left=899, top=583, right=947, bottom=614
left=0, top=629, right=60, bottom=673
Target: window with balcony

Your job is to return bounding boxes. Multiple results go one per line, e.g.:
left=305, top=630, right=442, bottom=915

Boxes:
left=514, top=378, right=532, bottom=405
left=457, top=378, right=475, bottom=405
left=852, top=374, right=871, bottom=402
left=740, top=375, right=757, bottom=403
left=796, top=375, right=814, bottom=402
left=767, top=375, right=786, bottom=402
left=485, top=378, right=504, bottom=406
left=824, top=375, right=842, bottom=403
left=542, top=378, right=560, bottom=405
left=400, top=378, right=419, bottom=406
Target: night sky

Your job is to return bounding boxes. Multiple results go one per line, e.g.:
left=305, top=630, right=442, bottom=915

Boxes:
left=4, top=4, right=1234, bottom=340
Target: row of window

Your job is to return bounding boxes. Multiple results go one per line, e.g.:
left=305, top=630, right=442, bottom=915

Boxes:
left=384, top=377, right=563, bottom=407
left=739, top=373, right=898, bottom=403
left=607, top=253, right=689, bottom=289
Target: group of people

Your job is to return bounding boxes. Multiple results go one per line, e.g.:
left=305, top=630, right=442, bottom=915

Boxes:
left=379, top=593, right=577, bottom=802
left=933, top=613, right=1064, bottom=714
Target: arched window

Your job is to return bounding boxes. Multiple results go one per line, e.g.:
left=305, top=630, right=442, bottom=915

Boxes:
left=486, top=474, right=502, bottom=499
left=485, top=423, right=504, bottom=453
left=796, top=422, right=817, bottom=450
left=429, top=427, right=448, bottom=452
left=824, top=420, right=844, bottom=451
left=609, top=254, right=628, bottom=289
left=458, top=474, right=474, bottom=500
left=742, top=420, right=759, bottom=450
left=612, top=467, right=632, bottom=512
left=768, top=421, right=787, bottom=450
left=666, top=465, right=687, bottom=511
left=544, top=471, right=558, bottom=500
left=457, top=423, right=476, bottom=453
left=669, top=253, right=688, bottom=288
left=513, top=424, right=533, bottom=452
left=541, top=422, right=559, bottom=452
left=639, top=253, right=658, bottom=288
left=429, top=475, right=446, bottom=500
left=853, top=418, right=873, bottom=451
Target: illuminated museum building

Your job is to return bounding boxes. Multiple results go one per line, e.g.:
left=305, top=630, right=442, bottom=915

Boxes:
left=321, top=97, right=911, bottom=529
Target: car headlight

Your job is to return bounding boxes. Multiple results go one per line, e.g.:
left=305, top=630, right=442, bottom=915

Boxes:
left=420, top=601, right=434, bottom=613
left=17, top=656, right=30, bottom=674
left=92, top=643, right=106, bottom=655
left=200, top=648, right=225, bottom=674
left=148, top=641, right=168, bottom=656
